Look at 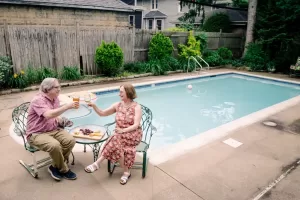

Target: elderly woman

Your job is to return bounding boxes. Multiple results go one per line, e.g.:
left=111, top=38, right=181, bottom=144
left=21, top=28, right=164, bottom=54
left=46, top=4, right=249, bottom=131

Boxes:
left=84, top=84, right=142, bottom=185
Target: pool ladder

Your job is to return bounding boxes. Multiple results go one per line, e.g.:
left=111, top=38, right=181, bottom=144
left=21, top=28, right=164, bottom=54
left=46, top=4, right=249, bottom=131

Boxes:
left=187, top=56, right=210, bottom=74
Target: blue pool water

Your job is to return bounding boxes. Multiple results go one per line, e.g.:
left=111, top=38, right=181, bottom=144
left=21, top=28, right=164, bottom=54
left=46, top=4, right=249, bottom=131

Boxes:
left=66, top=74, right=300, bottom=150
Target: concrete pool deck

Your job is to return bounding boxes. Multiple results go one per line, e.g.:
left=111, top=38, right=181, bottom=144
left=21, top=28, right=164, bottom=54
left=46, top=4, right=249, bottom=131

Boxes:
left=1, top=69, right=300, bottom=200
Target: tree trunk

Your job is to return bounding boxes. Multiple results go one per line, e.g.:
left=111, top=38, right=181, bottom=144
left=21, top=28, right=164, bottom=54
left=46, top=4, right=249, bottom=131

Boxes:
left=242, top=0, right=258, bottom=57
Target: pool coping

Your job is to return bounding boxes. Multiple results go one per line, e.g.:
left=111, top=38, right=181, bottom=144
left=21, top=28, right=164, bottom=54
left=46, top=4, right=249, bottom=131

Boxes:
left=66, top=71, right=300, bottom=164
left=66, top=71, right=300, bottom=97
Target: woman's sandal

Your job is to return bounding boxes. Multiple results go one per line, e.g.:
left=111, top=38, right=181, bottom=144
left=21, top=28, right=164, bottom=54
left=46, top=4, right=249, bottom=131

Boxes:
left=84, top=163, right=99, bottom=173
left=120, top=172, right=131, bottom=185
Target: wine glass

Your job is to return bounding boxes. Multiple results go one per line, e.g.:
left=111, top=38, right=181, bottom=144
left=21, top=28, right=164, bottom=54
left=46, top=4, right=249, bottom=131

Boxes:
left=84, top=94, right=91, bottom=110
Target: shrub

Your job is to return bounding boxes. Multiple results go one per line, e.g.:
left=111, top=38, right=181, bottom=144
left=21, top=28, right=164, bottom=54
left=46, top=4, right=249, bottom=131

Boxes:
left=0, top=59, right=12, bottom=88
left=195, top=33, right=208, bottom=53
left=9, top=70, right=29, bottom=89
left=178, top=31, right=201, bottom=60
left=60, top=66, right=81, bottom=81
left=217, top=47, right=233, bottom=60
left=202, top=13, right=231, bottom=32
left=0, top=56, right=12, bottom=65
left=243, top=43, right=268, bottom=71
left=148, top=33, right=174, bottom=60
left=95, top=41, right=124, bottom=77
left=25, top=65, right=38, bottom=85
left=160, top=56, right=181, bottom=71
left=203, top=51, right=222, bottom=66
left=231, top=59, right=245, bottom=67
left=36, top=67, right=57, bottom=83
left=145, top=60, right=169, bottom=76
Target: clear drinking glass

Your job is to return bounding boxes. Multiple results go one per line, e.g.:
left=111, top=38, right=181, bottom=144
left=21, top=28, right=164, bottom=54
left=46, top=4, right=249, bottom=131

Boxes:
left=84, top=94, right=91, bottom=110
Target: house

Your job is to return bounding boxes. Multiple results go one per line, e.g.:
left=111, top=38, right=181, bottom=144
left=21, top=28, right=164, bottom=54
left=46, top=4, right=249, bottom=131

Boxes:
left=120, top=0, right=245, bottom=31
left=0, top=0, right=136, bottom=28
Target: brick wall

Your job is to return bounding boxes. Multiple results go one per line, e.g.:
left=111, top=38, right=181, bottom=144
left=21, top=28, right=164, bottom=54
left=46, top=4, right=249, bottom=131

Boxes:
left=0, top=4, right=131, bottom=27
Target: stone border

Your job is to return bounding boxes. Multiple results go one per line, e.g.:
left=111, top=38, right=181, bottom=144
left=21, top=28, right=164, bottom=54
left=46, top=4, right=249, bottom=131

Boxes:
left=0, top=71, right=189, bottom=96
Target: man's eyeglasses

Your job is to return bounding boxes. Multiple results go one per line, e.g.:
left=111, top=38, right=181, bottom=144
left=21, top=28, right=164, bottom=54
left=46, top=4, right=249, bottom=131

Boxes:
left=53, top=86, right=61, bottom=89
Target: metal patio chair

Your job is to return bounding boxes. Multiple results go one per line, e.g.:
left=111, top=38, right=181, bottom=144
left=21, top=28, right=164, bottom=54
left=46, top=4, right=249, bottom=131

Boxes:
left=106, top=104, right=156, bottom=178
left=12, top=102, right=74, bottom=178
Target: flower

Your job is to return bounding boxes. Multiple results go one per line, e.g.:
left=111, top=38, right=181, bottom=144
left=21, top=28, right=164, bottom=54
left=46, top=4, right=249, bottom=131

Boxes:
left=20, top=70, right=25, bottom=74
left=13, top=73, right=18, bottom=78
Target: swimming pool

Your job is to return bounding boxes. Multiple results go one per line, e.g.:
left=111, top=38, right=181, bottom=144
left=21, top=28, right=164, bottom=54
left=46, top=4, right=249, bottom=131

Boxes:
left=65, top=72, right=300, bottom=158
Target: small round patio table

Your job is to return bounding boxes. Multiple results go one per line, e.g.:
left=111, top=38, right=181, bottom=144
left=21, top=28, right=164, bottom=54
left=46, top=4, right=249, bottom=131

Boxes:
left=68, top=124, right=110, bottom=162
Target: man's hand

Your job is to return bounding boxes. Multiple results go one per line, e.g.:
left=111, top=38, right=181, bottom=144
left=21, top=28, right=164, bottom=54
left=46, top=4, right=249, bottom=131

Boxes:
left=66, top=101, right=79, bottom=109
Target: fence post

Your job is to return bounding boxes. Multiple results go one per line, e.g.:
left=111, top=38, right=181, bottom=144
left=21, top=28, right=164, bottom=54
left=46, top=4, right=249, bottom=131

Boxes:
left=76, top=21, right=81, bottom=69
left=3, top=19, right=11, bottom=58
left=132, top=26, right=135, bottom=62
left=218, top=28, right=223, bottom=48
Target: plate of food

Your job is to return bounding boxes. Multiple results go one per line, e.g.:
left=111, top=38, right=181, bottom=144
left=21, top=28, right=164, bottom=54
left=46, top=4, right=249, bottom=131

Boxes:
left=71, top=128, right=105, bottom=141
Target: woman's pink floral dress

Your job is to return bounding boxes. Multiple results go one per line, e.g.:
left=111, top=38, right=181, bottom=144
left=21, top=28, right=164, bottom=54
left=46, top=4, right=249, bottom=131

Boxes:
left=101, top=102, right=142, bottom=168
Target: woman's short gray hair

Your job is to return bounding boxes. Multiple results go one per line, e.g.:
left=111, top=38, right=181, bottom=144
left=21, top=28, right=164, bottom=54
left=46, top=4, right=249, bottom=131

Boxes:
left=40, top=78, right=58, bottom=93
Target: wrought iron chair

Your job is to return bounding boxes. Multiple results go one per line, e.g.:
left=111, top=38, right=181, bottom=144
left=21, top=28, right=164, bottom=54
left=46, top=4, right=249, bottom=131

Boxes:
left=106, top=104, right=156, bottom=178
left=12, top=102, right=74, bottom=178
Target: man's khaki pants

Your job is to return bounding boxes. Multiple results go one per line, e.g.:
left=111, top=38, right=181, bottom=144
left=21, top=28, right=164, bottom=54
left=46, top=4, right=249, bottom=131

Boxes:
left=28, top=129, right=76, bottom=173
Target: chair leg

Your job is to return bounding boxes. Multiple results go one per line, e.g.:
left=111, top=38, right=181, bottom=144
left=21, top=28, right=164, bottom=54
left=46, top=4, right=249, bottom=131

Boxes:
left=84, top=144, right=86, bottom=153
left=19, top=159, right=38, bottom=178
left=32, top=152, right=38, bottom=176
left=71, top=151, right=75, bottom=165
left=107, top=160, right=116, bottom=175
left=142, top=151, right=147, bottom=178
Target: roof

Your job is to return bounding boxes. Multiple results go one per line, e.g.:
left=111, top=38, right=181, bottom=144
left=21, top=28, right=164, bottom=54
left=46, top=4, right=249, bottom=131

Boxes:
left=144, top=10, right=167, bottom=19
left=0, top=0, right=134, bottom=12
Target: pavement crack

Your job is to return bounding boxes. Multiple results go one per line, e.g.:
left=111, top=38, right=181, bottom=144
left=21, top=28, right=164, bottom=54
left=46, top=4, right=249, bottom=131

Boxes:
left=155, top=166, right=207, bottom=200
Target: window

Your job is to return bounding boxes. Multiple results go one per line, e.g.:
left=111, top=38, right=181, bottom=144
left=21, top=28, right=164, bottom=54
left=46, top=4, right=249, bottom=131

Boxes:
left=129, top=15, right=135, bottom=26
left=157, top=20, right=162, bottom=30
left=148, top=20, right=153, bottom=30
left=152, top=0, right=158, bottom=9
left=178, top=1, right=183, bottom=13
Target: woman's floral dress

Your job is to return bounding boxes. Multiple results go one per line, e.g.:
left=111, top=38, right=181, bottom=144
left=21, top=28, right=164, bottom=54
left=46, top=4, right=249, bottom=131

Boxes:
left=101, top=102, right=142, bottom=168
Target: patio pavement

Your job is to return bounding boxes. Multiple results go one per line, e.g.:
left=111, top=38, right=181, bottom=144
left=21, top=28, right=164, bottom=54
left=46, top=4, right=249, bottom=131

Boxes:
left=1, top=69, right=300, bottom=200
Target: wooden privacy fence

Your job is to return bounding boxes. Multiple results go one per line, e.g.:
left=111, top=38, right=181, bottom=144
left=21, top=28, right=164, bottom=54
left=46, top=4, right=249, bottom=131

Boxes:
left=0, top=25, right=244, bottom=75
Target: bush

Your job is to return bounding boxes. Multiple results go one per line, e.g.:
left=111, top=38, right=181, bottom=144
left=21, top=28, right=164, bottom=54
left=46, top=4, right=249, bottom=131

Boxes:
left=231, top=59, right=245, bottom=67
left=243, top=43, right=268, bottom=71
left=202, top=13, right=231, bottom=32
left=60, top=66, right=81, bottom=81
left=95, top=41, right=124, bottom=77
left=0, top=56, right=12, bottom=65
left=9, top=71, right=29, bottom=89
left=160, top=56, right=181, bottom=71
left=178, top=31, right=201, bottom=60
left=148, top=33, right=174, bottom=60
left=145, top=59, right=169, bottom=76
left=36, top=67, right=57, bottom=83
left=25, top=66, right=38, bottom=85
left=203, top=51, right=222, bottom=66
left=195, top=33, right=208, bottom=53
left=217, top=47, right=233, bottom=60
left=0, top=59, right=12, bottom=88
left=123, top=62, right=149, bottom=74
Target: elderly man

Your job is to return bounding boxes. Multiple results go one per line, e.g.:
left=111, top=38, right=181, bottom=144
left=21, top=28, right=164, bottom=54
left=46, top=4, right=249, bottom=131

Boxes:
left=26, top=78, right=78, bottom=181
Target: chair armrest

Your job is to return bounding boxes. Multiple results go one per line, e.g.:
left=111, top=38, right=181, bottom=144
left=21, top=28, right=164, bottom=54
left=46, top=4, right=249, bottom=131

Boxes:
left=151, top=124, right=157, bottom=134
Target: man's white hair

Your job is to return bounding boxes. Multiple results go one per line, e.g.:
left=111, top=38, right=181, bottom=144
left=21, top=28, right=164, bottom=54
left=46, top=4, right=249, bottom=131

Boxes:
left=39, top=78, right=58, bottom=93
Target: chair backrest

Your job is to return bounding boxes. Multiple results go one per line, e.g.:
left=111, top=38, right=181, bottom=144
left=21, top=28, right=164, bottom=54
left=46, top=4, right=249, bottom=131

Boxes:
left=12, top=102, right=30, bottom=148
left=140, top=104, right=154, bottom=147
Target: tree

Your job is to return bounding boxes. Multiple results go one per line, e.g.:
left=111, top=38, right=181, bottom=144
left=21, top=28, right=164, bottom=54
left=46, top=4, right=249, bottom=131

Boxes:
left=254, top=0, right=300, bottom=72
left=242, top=0, right=257, bottom=57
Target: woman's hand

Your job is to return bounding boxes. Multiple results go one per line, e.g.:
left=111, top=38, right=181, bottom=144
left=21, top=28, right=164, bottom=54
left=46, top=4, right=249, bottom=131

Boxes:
left=114, top=128, right=124, bottom=134
left=87, top=102, right=96, bottom=109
